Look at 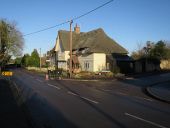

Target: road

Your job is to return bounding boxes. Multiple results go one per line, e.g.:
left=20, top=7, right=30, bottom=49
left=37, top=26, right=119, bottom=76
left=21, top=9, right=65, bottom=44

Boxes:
left=10, top=68, right=170, bottom=128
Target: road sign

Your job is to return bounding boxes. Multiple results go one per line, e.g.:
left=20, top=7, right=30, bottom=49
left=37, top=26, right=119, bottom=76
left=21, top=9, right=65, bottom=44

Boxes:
left=1, top=71, right=13, bottom=76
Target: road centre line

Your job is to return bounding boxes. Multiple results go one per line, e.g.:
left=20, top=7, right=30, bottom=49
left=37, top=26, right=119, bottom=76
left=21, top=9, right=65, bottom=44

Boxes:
left=125, top=113, right=167, bottom=128
left=67, top=91, right=78, bottom=96
left=81, top=96, right=99, bottom=104
left=135, top=96, right=153, bottom=102
left=116, top=92, right=127, bottom=96
left=47, top=83, right=60, bottom=90
left=67, top=91, right=99, bottom=104
left=36, top=79, right=43, bottom=83
left=125, top=77, right=134, bottom=80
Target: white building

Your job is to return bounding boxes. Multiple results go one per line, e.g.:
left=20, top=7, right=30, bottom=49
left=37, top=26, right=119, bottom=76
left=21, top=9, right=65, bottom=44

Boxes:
left=50, top=24, right=128, bottom=73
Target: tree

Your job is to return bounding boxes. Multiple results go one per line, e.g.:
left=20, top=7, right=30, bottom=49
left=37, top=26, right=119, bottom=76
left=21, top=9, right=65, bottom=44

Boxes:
left=150, top=41, right=169, bottom=59
left=131, top=42, right=145, bottom=60
left=0, top=20, right=9, bottom=64
left=29, top=49, right=40, bottom=67
left=0, top=19, right=24, bottom=66
left=14, top=57, right=22, bottom=64
left=131, top=40, right=170, bottom=60
left=131, top=41, right=154, bottom=59
left=21, top=54, right=30, bottom=67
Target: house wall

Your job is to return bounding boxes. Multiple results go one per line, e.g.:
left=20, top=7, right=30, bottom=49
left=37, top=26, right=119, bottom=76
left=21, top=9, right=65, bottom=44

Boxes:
left=78, top=53, right=106, bottom=72
left=134, top=60, right=160, bottom=73
left=134, top=61, right=142, bottom=73
left=106, top=56, right=117, bottom=72
left=54, top=35, right=69, bottom=70
left=58, top=61, right=67, bottom=69
left=116, top=61, right=134, bottom=73
left=93, top=53, right=106, bottom=72
left=50, top=56, right=55, bottom=67
left=64, top=51, right=70, bottom=61
left=78, top=54, right=93, bottom=72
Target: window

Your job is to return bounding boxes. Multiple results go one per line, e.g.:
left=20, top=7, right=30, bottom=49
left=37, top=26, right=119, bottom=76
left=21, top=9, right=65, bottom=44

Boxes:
left=84, top=62, right=90, bottom=69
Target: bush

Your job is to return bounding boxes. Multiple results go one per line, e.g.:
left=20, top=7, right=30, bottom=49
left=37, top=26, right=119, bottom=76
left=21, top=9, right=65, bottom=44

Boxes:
left=105, top=72, right=114, bottom=78
left=112, top=67, right=120, bottom=74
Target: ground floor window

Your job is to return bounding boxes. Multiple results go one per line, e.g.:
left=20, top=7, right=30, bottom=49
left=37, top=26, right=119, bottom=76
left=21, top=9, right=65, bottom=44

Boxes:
left=58, top=61, right=67, bottom=69
left=84, top=62, right=90, bottom=69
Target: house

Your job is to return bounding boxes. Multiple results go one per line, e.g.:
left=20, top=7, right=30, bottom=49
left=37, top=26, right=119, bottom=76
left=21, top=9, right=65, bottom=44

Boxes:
left=50, top=24, right=130, bottom=73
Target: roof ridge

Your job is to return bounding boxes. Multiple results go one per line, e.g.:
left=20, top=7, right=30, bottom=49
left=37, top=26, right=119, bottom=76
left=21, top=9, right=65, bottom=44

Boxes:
left=58, top=28, right=103, bottom=34
left=56, top=28, right=128, bottom=54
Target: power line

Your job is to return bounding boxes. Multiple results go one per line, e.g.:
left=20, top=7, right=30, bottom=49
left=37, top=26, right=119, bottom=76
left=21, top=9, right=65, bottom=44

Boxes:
left=72, top=0, right=114, bottom=21
left=23, top=0, right=114, bottom=36
left=23, top=21, right=70, bottom=36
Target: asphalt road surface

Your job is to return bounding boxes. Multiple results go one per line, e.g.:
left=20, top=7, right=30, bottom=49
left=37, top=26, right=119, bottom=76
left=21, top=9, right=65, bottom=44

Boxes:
left=10, top=68, right=170, bottom=128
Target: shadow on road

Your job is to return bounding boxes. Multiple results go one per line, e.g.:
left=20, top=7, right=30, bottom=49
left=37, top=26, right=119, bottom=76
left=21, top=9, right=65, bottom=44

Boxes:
left=0, top=79, right=33, bottom=128
left=10, top=78, right=78, bottom=128
left=57, top=80, right=127, bottom=128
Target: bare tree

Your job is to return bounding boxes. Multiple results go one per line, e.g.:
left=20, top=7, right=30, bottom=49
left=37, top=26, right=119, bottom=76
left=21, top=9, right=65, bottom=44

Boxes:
left=165, top=40, right=170, bottom=49
left=0, top=19, right=24, bottom=65
left=131, top=42, right=145, bottom=60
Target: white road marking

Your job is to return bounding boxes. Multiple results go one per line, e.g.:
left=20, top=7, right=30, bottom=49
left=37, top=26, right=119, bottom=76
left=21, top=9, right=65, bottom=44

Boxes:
left=126, top=77, right=134, bottom=80
left=81, top=96, right=99, bottom=104
left=135, top=96, right=153, bottom=102
left=67, top=91, right=99, bottom=104
left=47, top=83, right=60, bottom=90
left=116, top=92, right=127, bottom=96
left=125, top=113, right=167, bottom=128
left=36, top=79, right=43, bottom=83
left=67, top=91, right=78, bottom=96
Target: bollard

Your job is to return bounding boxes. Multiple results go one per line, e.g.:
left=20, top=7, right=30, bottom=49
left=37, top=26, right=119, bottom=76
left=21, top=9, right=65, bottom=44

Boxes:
left=45, top=74, right=49, bottom=80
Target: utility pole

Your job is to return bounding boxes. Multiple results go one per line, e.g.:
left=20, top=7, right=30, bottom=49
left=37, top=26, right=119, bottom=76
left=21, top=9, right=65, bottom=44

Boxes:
left=0, top=33, right=1, bottom=73
left=39, top=48, right=41, bottom=71
left=69, top=20, right=73, bottom=78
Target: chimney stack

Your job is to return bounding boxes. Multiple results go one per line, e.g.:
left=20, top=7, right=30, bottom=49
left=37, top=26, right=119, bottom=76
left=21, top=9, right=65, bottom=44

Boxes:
left=74, top=24, right=80, bottom=34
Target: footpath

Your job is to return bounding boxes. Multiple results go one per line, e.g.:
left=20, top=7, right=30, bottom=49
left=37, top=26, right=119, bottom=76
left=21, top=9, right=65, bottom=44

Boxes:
left=147, top=80, right=170, bottom=103
left=126, top=72, right=170, bottom=103
left=0, top=78, right=33, bottom=128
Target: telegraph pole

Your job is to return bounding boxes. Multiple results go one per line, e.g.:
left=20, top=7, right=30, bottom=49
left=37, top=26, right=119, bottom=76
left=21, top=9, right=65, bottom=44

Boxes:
left=39, top=48, right=41, bottom=71
left=69, top=20, right=73, bottom=78
left=0, top=33, right=1, bottom=73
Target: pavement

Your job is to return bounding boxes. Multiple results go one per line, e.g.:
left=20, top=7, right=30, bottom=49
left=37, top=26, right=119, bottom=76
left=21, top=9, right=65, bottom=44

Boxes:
left=146, top=81, right=170, bottom=103
left=0, top=78, right=34, bottom=128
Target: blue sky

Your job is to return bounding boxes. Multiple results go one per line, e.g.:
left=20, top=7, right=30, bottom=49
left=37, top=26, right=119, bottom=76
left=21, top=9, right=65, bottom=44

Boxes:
left=1, top=0, right=170, bottom=55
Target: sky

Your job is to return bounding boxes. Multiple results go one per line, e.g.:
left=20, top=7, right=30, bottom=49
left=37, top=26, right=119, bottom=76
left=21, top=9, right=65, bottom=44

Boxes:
left=0, top=0, right=170, bottom=55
